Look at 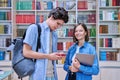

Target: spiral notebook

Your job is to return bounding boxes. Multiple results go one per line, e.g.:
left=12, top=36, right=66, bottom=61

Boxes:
left=75, top=53, right=95, bottom=66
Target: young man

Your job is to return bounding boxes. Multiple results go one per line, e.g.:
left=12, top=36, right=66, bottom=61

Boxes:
left=23, top=7, right=69, bottom=80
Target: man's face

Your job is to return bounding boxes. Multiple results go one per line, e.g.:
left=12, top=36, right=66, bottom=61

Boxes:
left=50, top=18, right=64, bottom=31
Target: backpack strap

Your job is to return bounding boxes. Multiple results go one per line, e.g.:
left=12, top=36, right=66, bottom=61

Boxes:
left=36, top=23, right=41, bottom=51
left=22, top=23, right=41, bottom=51
left=22, top=29, right=26, bottom=40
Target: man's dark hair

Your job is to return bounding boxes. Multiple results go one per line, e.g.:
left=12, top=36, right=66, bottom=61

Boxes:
left=48, top=7, right=69, bottom=23
left=73, top=23, right=89, bottom=42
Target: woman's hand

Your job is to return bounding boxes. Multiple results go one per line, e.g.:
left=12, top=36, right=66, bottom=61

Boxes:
left=72, top=58, right=80, bottom=69
left=69, top=65, right=79, bottom=72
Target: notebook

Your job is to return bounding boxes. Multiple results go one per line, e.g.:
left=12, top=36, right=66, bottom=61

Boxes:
left=75, top=53, right=95, bottom=66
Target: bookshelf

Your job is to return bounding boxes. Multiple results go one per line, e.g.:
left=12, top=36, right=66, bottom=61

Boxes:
left=99, top=0, right=120, bottom=63
left=98, top=0, right=120, bottom=80
left=13, top=0, right=95, bottom=69
left=77, top=0, right=97, bottom=47
left=0, top=0, right=13, bottom=61
left=0, top=0, right=13, bottom=79
left=13, top=0, right=36, bottom=38
left=0, top=0, right=120, bottom=80
left=57, top=0, right=98, bottom=64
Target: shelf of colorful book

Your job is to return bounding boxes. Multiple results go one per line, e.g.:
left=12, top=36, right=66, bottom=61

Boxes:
left=0, top=29, right=13, bottom=50
left=99, top=50, right=119, bottom=61
left=99, top=47, right=120, bottom=50
left=64, top=23, right=76, bottom=26
left=58, top=37, right=73, bottom=41
left=0, top=12, right=12, bottom=21
left=0, top=50, right=12, bottom=61
left=36, top=0, right=76, bottom=10
left=56, top=55, right=66, bottom=65
left=99, top=33, right=120, bottom=36
left=77, top=12, right=96, bottom=24
left=99, top=0, right=120, bottom=7
left=36, top=9, right=52, bottom=11
left=0, top=20, right=12, bottom=23
left=77, top=9, right=96, bottom=12
left=15, top=13, right=35, bottom=24
left=0, top=60, right=12, bottom=66
left=100, top=20, right=120, bottom=22
left=58, top=37, right=96, bottom=42
left=99, top=6, right=120, bottom=9
left=99, top=9, right=120, bottom=21
left=0, top=34, right=12, bottom=36
left=15, top=0, right=35, bottom=10
left=0, top=0, right=11, bottom=8
left=56, top=64, right=64, bottom=68
left=36, top=9, right=76, bottom=14
left=99, top=61, right=120, bottom=67
left=77, top=0, right=96, bottom=22
left=0, top=7, right=12, bottom=10
left=16, top=10, right=35, bottom=12
left=99, top=37, right=120, bottom=47
left=16, top=23, right=32, bottom=26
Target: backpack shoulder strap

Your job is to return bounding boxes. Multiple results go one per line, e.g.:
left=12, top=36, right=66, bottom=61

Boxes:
left=36, top=23, right=41, bottom=51
left=22, top=24, right=41, bottom=52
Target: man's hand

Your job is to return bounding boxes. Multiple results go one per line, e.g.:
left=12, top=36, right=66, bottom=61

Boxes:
left=48, top=52, right=63, bottom=60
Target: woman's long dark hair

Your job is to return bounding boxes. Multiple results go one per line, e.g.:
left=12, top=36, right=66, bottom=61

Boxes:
left=73, top=23, right=89, bottom=42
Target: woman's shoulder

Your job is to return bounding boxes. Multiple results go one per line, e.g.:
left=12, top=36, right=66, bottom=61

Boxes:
left=69, top=43, right=76, bottom=50
left=84, top=42, right=95, bottom=48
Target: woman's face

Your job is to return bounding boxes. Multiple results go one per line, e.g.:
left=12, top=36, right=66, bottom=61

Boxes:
left=75, top=25, right=86, bottom=41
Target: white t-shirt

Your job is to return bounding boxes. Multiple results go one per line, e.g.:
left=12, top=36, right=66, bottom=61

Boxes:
left=72, top=45, right=80, bottom=62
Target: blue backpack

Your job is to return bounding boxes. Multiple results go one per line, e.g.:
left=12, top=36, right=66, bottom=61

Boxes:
left=12, top=24, right=41, bottom=79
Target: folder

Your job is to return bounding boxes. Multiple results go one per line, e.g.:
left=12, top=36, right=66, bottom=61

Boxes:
left=75, top=53, right=95, bottom=66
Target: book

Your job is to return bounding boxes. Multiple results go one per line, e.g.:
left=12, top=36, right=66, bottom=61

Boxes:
left=75, top=53, right=95, bottom=66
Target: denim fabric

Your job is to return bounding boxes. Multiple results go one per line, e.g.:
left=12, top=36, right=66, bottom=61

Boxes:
left=64, top=42, right=99, bottom=80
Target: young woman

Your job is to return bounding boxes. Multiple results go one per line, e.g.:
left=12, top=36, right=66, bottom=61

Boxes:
left=63, top=23, right=99, bottom=80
